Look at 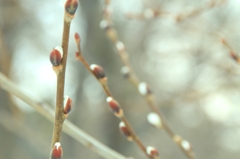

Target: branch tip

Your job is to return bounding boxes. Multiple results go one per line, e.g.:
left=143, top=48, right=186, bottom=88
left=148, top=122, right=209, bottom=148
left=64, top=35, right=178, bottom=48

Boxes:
left=65, top=0, right=78, bottom=22
left=74, top=32, right=80, bottom=44
left=121, top=66, right=130, bottom=79
left=51, top=142, right=63, bottom=159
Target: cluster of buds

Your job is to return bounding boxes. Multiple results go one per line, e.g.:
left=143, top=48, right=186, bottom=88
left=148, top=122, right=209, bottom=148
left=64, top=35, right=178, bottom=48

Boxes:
left=51, top=142, right=63, bottom=159
left=119, top=121, right=132, bottom=141
left=64, top=0, right=78, bottom=22
left=50, top=46, right=63, bottom=75
left=138, top=82, right=152, bottom=96
left=173, top=135, right=192, bottom=152
left=106, top=97, right=124, bottom=118
left=147, top=112, right=162, bottom=129
left=63, top=96, right=72, bottom=115
left=146, top=146, right=159, bottom=159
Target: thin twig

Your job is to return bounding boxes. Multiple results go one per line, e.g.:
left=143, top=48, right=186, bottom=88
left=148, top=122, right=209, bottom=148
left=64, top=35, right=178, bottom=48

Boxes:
left=74, top=33, right=156, bottom=159
left=0, top=72, right=130, bottom=159
left=101, top=1, right=197, bottom=159
left=50, top=1, right=78, bottom=159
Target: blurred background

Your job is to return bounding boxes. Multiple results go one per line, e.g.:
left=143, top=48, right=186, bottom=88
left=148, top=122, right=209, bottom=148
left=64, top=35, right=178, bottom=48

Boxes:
left=0, top=0, right=240, bottom=159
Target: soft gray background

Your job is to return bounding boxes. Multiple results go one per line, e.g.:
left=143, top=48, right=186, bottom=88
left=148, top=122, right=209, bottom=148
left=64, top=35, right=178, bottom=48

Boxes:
left=0, top=0, right=240, bottom=159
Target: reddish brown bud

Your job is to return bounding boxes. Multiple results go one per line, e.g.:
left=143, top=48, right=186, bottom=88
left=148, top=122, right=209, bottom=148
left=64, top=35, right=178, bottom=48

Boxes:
left=65, top=0, right=78, bottom=21
left=146, top=146, right=159, bottom=158
left=119, top=121, right=132, bottom=141
left=90, top=64, right=106, bottom=79
left=74, top=32, right=80, bottom=44
left=50, top=46, right=63, bottom=66
left=51, top=142, right=63, bottom=159
left=138, top=82, right=152, bottom=96
left=229, top=51, right=238, bottom=61
left=106, top=97, right=124, bottom=118
left=63, top=96, right=72, bottom=114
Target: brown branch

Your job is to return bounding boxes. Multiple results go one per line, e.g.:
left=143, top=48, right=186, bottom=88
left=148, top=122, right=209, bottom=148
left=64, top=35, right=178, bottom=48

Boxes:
left=50, top=1, right=78, bottom=158
left=74, top=33, right=156, bottom=159
left=101, top=1, right=197, bottom=159
left=0, top=72, right=130, bottom=159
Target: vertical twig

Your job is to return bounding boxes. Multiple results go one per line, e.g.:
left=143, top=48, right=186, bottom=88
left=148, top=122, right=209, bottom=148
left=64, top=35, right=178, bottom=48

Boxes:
left=50, top=0, right=78, bottom=158
left=100, top=1, right=197, bottom=159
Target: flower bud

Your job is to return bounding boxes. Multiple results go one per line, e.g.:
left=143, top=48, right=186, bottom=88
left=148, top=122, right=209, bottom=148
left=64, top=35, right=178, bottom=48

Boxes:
left=138, top=82, right=152, bottom=96
left=119, top=121, right=132, bottom=141
left=65, top=0, right=78, bottom=22
left=63, top=96, right=72, bottom=114
left=100, top=20, right=111, bottom=31
left=90, top=64, right=106, bottom=79
left=147, top=112, right=162, bottom=128
left=50, top=46, right=63, bottom=66
left=74, top=32, right=80, bottom=44
left=106, top=97, right=124, bottom=118
left=51, top=142, right=63, bottom=159
left=146, top=146, right=159, bottom=158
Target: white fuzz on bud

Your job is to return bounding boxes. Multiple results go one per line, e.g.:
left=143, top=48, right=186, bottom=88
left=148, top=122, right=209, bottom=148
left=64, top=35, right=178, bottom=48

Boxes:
left=116, top=41, right=125, bottom=52
left=138, top=82, right=151, bottom=95
left=147, top=112, right=162, bottom=128
left=181, top=140, right=191, bottom=151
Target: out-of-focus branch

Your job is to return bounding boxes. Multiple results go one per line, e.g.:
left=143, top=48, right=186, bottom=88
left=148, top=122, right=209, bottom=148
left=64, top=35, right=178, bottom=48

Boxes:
left=101, top=1, right=197, bottom=159
left=0, top=72, right=129, bottom=159
left=221, top=38, right=240, bottom=64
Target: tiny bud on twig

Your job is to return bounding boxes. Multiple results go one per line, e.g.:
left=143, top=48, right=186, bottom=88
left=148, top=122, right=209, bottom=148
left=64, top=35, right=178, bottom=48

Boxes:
left=100, top=20, right=111, bottom=30
left=116, top=41, right=125, bottom=53
left=65, top=0, right=78, bottom=22
left=74, top=32, right=80, bottom=44
left=51, top=142, right=63, bottom=159
left=90, top=64, right=106, bottom=79
left=146, top=146, right=159, bottom=158
left=138, top=82, right=152, bottom=96
left=63, top=96, right=72, bottom=114
left=181, top=140, right=192, bottom=152
left=106, top=97, right=124, bottom=118
left=119, top=121, right=133, bottom=141
left=50, top=46, right=63, bottom=66
left=147, top=112, right=162, bottom=128
left=121, top=66, right=130, bottom=79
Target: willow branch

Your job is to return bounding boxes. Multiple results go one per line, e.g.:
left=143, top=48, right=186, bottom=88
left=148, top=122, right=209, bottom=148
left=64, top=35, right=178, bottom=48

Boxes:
left=0, top=72, right=129, bottom=159
left=74, top=33, right=157, bottom=159
left=101, top=1, right=197, bottom=159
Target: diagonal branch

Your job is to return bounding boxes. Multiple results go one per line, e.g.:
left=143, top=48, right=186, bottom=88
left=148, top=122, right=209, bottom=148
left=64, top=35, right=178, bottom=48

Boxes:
left=0, top=72, right=129, bottom=159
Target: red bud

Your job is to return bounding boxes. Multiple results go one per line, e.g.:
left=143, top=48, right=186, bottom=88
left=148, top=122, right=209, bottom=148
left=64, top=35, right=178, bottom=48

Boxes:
left=51, top=142, right=63, bottom=159
left=106, top=97, right=124, bottom=118
left=63, top=96, right=72, bottom=114
left=146, top=146, right=159, bottom=158
left=50, top=46, right=63, bottom=66
left=90, top=64, right=106, bottom=79
left=65, top=0, right=78, bottom=17
left=119, top=121, right=132, bottom=141
left=74, top=32, right=80, bottom=44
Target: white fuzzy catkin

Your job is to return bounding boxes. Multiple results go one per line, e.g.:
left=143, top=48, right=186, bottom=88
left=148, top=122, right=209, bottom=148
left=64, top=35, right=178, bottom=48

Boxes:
left=147, top=112, right=162, bottom=128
